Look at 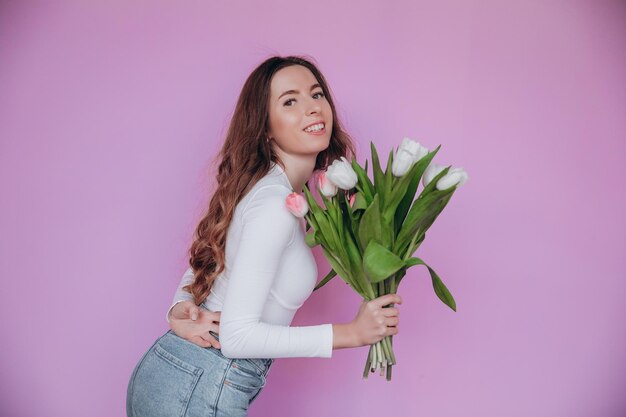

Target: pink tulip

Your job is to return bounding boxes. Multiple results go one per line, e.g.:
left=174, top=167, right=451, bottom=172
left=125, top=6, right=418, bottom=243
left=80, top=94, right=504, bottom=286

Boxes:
left=285, top=192, right=309, bottom=218
left=349, top=193, right=356, bottom=207
left=317, top=171, right=338, bottom=197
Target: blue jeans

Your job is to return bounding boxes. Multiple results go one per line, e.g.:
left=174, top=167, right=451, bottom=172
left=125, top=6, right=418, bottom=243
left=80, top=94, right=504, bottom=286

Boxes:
left=126, top=330, right=274, bottom=417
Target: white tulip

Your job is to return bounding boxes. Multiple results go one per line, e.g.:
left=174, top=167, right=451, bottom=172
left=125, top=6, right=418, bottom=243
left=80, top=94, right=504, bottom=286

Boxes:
left=326, top=156, right=358, bottom=190
left=400, top=137, right=429, bottom=163
left=422, top=162, right=445, bottom=188
left=436, top=167, right=469, bottom=190
left=392, top=137, right=431, bottom=177
left=391, top=149, right=414, bottom=177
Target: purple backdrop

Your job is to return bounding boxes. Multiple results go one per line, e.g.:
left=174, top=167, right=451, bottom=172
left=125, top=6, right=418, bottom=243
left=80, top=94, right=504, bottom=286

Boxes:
left=1, top=1, right=625, bottom=416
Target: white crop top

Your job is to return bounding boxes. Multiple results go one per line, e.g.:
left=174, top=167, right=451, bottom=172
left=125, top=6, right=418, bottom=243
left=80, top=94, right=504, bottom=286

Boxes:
left=167, top=161, right=334, bottom=359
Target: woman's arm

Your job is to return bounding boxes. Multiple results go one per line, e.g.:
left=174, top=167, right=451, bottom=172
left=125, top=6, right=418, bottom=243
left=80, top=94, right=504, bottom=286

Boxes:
left=165, top=267, right=195, bottom=323
left=332, top=323, right=359, bottom=349
left=218, top=185, right=336, bottom=359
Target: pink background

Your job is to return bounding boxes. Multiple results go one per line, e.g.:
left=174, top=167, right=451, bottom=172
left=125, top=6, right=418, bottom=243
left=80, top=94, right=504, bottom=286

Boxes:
left=1, top=1, right=625, bottom=416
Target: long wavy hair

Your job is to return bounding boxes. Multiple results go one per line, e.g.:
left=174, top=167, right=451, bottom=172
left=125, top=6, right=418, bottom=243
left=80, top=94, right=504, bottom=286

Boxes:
left=184, top=55, right=357, bottom=305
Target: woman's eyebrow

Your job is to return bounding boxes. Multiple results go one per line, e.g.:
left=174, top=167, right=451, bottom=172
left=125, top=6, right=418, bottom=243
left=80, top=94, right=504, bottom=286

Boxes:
left=278, top=83, right=321, bottom=100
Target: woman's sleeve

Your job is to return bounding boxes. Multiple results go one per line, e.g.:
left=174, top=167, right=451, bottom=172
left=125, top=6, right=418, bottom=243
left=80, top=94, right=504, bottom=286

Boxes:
left=219, top=185, right=334, bottom=359
left=165, top=267, right=195, bottom=323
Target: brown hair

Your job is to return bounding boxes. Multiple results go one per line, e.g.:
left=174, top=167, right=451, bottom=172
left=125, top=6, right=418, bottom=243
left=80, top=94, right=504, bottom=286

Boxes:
left=184, top=55, right=357, bottom=305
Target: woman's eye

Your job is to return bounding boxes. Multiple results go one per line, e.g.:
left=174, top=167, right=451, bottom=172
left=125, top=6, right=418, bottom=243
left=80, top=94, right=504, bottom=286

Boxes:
left=283, top=92, right=325, bottom=107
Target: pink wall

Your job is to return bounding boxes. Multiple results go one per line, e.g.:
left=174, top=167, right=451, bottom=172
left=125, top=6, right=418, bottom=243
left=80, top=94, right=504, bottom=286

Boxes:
left=1, top=1, right=625, bottom=416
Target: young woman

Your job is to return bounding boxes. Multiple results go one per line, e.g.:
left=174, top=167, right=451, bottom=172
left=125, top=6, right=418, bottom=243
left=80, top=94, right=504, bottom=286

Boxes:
left=126, top=55, right=402, bottom=417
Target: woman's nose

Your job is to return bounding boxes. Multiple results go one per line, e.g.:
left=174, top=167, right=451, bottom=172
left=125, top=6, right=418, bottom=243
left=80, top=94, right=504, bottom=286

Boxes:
left=306, top=98, right=321, bottom=115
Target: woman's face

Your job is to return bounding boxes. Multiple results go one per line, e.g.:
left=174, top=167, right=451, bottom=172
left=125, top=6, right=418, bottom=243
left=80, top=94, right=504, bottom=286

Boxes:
left=266, top=65, right=333, bottom=157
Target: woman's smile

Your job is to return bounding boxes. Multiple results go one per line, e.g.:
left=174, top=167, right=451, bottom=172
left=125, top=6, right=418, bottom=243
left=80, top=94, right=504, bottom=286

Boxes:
left=303, top=122, right=326, bottom=135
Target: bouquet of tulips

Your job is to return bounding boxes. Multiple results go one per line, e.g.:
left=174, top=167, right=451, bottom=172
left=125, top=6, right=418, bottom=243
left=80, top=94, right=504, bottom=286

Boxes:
left=284, top=138, right=468, bottom=381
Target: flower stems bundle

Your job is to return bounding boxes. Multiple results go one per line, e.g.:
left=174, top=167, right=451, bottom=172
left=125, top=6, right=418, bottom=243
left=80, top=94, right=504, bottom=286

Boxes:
left=285, top=138, right=469, bottom=381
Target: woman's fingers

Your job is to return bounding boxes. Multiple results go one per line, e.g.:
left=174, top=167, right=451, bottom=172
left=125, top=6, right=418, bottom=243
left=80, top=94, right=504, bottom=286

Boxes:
left=381, top=307, right=399, bottom=317
left=205, top=310, right=221, bottom=323
left=372, top=294, right=402, bottom=308
left=172, top=308, right=221, bottom=349
left=386, top=326, right=399, bottom=336
left=201, top=332, right=221, bottom=349
left=385, top=316, right=399, bottom=327
left=190, top=335, right=212, bottom=348
left=172, top=302, right=221, bottom=322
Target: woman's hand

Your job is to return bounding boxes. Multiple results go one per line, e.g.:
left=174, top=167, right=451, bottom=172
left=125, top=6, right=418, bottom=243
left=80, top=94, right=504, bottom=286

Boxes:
left=350, top=294, right=401, bottom=346
left=169, top=300, right=222, bottom=349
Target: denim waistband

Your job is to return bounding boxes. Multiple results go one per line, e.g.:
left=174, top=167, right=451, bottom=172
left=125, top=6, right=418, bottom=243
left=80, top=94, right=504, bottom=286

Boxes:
left=208, top=331, right=274, bottom=371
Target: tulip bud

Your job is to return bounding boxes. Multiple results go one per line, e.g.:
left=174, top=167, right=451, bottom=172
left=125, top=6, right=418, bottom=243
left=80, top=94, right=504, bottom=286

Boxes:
left=436, top=167, right=469, bottom=190
left=349, top=193, right=356, bottom=207
left=285, top=192, right=309, bottom=217
left=422, top=162, right=445, bottom=188
left=326, top=156, right=358, bottom=190
left=400, top=137, right=429, bottom=163
left=391, top=149, right=414, bottom=177
left=317, top=171, right=338, bottom=197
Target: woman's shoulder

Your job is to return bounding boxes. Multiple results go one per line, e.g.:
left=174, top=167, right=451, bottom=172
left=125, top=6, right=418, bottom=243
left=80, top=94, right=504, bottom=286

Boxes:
left=241, top=183, right=293, bottom=219
left=241, top=164, right=292, bottom=205
left=237, top=165, right=295, bottom=224
left=236, top=181, right=298, bottom=244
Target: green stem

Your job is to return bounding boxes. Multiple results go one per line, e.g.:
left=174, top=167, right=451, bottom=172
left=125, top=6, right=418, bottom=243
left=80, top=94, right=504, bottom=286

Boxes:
left=383, top=336, right=395, bottom=365
left=403, top=228, right=420, bottom=261
left=363, top=345, right=372, bottom=379
left=371, top=345, right=378, bottom=370
left=383, top=336, right=396, bottom=364
left=379, top=338, right=389, bottom=364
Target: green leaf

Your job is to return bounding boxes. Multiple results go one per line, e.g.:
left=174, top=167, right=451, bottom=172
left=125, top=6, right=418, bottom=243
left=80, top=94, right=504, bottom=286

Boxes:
left=396, top=188, right=455, bottom=256
left=351, top=158, right=374, bottom=203
left=321, top=247, right=353, bottom=288
left=313, top=269, right=337, bottom=291
left=343, top=225, right=370, bottom=297
left=384, top=149, right=394, bottom=207
left=370, top=142, right=385, bottom=207
left=304, top=213, right=332, bottom=250
left=429, top=266, right=456, bottom=312
left=393, top=167, right=454, bottom=253
left=302, top=185, right=324, bottom=218
left=358, top=194, right=382, bottom=251
left=322, top=194, right=344, bottom=245
left=409, top=192, right=454, bottom=254
left=386, top=145, right=441, bottom=228
left=305, top=231, right=319, bottom=248
left=303, top=185, right=339, bottom=252
left=341, top=192, right=364, bottom=252
left=404, top=257, right=457, bottom=312
left=363, top=241, right=405, bottom=284
left=352, top=192, right=368, bottom=211
left=404, top=257, right=425, bottom=267
left=319, top=192, right=336, bottom=224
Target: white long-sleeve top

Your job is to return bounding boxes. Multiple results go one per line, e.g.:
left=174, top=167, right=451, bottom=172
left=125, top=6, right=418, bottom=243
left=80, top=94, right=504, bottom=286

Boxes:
left=167, top=162, right=334, bottom=359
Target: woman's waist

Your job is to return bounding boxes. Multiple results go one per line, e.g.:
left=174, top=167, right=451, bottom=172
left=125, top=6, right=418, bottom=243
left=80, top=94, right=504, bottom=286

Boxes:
left=206, top=331, right=274, bottom=372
